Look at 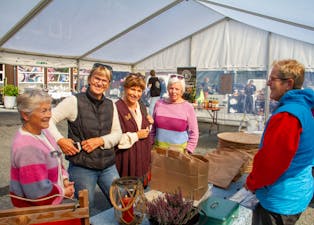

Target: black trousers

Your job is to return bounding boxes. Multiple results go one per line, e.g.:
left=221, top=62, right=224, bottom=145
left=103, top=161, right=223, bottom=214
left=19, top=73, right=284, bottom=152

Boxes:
left=252, top=203, right=301, bottom=225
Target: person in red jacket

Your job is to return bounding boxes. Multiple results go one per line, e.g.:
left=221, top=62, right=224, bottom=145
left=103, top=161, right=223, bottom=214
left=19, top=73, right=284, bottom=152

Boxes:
left=245, top=59, right=314, bottom=225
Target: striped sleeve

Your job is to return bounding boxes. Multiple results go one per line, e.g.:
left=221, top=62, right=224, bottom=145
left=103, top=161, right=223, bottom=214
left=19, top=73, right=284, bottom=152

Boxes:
left=10, top=140, right=63, bottom=207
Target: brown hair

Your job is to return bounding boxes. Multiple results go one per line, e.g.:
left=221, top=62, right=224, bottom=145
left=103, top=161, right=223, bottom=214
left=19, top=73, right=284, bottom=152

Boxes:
left=123, top=73, right=146, bottom=90
left=150, top=70, right=156, bottom=77
left=272, top=59, right=305, bottom=89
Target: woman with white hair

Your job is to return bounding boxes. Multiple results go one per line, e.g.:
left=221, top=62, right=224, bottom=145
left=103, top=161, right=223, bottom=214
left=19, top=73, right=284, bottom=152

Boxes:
left=10, top=89, right=74, bottom=207
left=151, top=74, right=199, bottom=154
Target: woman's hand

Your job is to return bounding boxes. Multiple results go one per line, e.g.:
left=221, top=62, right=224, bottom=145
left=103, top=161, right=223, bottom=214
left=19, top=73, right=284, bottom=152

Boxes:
left=81, top=137, right=104, bottom=153
left=63, top=179, right=75, bottom=198
left=57, top=138, right=80, bottom=156
left=137, top=127, right=150, bottom=139
left=147, top=115, right=154, bottom=125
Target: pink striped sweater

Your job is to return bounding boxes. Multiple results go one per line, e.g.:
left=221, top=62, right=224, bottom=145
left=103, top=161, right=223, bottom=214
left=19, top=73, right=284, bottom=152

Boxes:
left=10, top=128, right=68, bottom=207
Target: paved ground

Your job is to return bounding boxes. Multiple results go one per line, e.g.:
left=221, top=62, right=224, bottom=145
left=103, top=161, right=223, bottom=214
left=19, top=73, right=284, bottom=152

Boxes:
left=0, top=108, right=312, bottom=224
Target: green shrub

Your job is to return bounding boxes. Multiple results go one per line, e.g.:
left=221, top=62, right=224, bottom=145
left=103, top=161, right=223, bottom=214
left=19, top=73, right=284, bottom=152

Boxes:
left=3, top=85, right=19, bottom=96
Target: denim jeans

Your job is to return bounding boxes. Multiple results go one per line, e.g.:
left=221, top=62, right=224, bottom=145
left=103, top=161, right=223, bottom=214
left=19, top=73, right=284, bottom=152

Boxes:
left=149, top=96, right=160, bottom=116
left=68, top=162, right=120, bottom=216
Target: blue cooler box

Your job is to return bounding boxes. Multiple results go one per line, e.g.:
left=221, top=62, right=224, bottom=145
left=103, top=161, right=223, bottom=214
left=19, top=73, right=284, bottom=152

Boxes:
left=199, top=196, right=239, bottom=225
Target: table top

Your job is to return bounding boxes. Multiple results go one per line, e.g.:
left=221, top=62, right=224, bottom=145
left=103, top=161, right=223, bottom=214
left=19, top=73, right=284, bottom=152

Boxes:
left=90, top=205, right=251, bottom=225
left=90, top=175, right=252, bottom=225
left=217, top=132, right=261, bottom=145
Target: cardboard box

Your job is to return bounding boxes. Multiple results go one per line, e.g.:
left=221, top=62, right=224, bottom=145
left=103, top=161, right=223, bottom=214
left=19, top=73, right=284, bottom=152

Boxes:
left=150, top=148, right=209, bottom=200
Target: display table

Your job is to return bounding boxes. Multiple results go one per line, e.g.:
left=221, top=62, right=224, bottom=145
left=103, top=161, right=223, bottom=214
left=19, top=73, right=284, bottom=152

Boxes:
left=206, top=108, right=220, bottom=134
left=194, top=106, right=221, bottom=134
left=90, top=175, right=252, bottom=225
left=90, top=204, right=251, bottom=225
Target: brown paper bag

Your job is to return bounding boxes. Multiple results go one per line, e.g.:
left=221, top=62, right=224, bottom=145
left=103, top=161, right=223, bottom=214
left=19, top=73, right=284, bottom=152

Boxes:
left=150, top=148, right=209, bottom=200
left=204, top=150, right=248, bottom=189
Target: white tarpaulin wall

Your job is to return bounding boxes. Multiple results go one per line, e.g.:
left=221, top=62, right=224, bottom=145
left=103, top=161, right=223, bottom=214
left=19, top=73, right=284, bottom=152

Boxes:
left=0, top=0, right=314, bottom=71
left=135, top=19, right=314, bottom=72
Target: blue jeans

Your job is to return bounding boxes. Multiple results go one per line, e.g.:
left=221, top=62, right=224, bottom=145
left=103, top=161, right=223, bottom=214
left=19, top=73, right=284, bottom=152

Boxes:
left=68, top=162, right=120, bottom=216
left=149, top=96, right=160, bottom=116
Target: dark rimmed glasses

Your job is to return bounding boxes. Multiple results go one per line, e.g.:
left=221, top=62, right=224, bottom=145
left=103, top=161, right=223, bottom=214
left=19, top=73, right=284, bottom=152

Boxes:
left=93, top=63, right=113, bottom=71
left=170, top=74, right=184, bottom=80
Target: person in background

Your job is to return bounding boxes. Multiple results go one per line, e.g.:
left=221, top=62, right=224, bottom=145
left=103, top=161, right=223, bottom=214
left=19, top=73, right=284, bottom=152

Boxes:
left=115, top=73, right=154, bottom=187
left=151, top=74, right=199, bottom=154
left=159, top=77, right=167, bottom=99
left=201, top=77, right=210, bottom=99
left=147, top=70, right=161, bottom=115
left=244, top=79, right=256, bottom=114
left=10, top=89, right=74, bottom=207
left=245, top=59, right=314, bottom=225
left=49, top=63, right=122, bottom=216
left=139, top=72, right=150, bottom=107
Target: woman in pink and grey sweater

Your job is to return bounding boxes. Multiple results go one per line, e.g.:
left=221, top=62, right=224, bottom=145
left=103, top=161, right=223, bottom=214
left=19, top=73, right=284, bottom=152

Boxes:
left=151, top=74, right=199, bottom=153
left=10, top=89, right=74, bottom=207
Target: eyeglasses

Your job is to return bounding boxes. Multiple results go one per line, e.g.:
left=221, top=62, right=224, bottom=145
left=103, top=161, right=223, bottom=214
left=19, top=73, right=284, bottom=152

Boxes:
left=267, top=77, right=289, bottom=83
left=92, top=76, right=110, bottom=85
left=93, top=63, right=113, bottom=71
left=170, top=74, right=184, bottom=80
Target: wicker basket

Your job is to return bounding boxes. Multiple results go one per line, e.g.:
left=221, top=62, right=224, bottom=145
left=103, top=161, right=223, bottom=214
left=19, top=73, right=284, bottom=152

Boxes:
left=216, top=132, right=261, bottom=174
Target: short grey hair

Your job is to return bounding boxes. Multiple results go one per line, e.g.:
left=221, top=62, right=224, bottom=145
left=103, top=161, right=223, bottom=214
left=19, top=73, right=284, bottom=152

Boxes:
left=167, top=75, right=185, bottom=93
left=17, top=89, right=52, bottom=120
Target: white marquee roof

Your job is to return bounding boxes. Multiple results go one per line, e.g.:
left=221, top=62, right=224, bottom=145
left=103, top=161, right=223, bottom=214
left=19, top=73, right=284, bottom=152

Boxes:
left=1, top=0, right=314, bottom=71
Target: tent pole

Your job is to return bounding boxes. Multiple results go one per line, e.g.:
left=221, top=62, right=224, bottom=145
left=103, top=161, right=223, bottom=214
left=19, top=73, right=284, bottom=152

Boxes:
left=264, top=32, right=271, bottom=121
left=77, top=60, right=80, bottom=92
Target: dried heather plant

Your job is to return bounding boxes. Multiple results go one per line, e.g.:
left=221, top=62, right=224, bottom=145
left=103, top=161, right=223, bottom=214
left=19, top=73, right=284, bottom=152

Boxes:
left=146, top=189, right=197, bottom=225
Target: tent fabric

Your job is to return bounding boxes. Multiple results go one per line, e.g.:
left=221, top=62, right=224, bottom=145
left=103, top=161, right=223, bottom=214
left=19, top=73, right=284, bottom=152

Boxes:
left=0, top=0, right=314, bottom=71
left=199, top=0, right=314, bottom=45
left=135, top=20, right=314, bottom=71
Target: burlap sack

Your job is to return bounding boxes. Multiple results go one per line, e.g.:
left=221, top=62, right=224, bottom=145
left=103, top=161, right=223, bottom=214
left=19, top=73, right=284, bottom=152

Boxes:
left=150, top=148, right=209, bottom=200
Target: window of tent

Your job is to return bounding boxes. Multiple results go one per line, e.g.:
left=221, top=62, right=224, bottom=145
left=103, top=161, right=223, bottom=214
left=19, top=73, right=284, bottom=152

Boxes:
left=47, top=67, right=70, bottom=92
left=17, top=66, right=44, bottom=92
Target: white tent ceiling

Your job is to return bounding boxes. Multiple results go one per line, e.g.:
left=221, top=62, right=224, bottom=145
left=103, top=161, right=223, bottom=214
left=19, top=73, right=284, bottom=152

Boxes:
left=1, top=0, right=314, bottom=71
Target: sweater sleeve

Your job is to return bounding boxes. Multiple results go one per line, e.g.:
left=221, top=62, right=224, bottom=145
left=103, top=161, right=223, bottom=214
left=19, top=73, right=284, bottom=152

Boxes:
left=246, top=112, right=302, bottom=191
left=11, top=142, right=63, bottom=206
left=118, top=132, right=138, bottom=149
left=186, top=104, right=199, bottom=153
left=49, top=96, right=78, bottom=141
left=102, top=102, right=122, bottom=149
